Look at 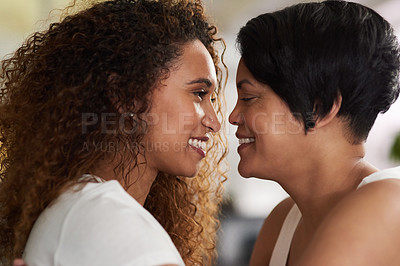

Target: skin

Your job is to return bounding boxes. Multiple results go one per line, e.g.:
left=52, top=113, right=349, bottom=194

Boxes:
left=142, top=39, right=220, bottom=178
left=13, top=259, right=27, bottom=266
left=229, top=59, right=310, bottom=180
left=94, top=40, right=220, bottom=206
left=297, top=179, right=400, bottom=266
left=230, top=59, right=400, bottom=265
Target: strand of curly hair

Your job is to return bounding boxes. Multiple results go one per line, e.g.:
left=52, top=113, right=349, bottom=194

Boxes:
left=0, top=0, right=228, bottom=265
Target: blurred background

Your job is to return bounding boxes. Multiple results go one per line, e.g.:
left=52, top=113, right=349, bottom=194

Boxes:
left=1, top=0, right=400, bottom=265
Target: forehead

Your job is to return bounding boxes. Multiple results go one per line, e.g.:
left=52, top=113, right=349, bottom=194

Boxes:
left=171, top=40, right=217, bottom=84
left=235, top=58, right=258, bottom=90
left=236, top=58, right=252, bottom=80
left=235, top=58, right=274, bottom=95
left=152, top=40, right=217, bottom=97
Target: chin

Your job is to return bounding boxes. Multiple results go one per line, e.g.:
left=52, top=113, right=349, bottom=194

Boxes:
left=175, top=165, right=199, bottom=178
left=179, top=171, right=198, bottom=178
left=239, top=172, right=252, bottom=178
left=238, top=164, right=253, bottom=178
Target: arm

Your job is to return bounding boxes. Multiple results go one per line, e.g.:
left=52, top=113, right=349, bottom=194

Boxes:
left=250, top=197, right=294, bottom=266
left=297, top=179, right=400, bottom=266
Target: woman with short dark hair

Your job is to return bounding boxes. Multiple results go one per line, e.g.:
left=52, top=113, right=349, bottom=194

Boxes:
left=230, top=1, right=400, bottom=265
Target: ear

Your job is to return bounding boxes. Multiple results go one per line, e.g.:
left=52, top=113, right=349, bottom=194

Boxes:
left=314, top=93, right=342, bottom=129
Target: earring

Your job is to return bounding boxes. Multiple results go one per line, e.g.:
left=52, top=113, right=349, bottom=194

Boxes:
left=307, top=120, right=316, bottom=129
left=305, top=110, right=317, bottom=129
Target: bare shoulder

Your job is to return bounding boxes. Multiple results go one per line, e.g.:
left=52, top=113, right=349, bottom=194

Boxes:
left=249, top=197, right=295, bottom=266
left=298, top=178, right=400, bottom=266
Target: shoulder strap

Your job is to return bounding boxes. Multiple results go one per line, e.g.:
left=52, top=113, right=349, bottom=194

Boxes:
left=269, top=204, right=302, bottom=266
left=358, top=166, right=400, bottom=189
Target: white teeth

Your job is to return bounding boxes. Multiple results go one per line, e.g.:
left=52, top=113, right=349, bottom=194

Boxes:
left=238, top=138, right=255, bottom=145
left=188, top=138, right=207, bottom=150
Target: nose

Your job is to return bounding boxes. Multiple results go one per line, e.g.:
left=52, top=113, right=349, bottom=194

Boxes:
left=229, top=103, right=241, bottom=126
left=202, top=103, right=221, bottom=133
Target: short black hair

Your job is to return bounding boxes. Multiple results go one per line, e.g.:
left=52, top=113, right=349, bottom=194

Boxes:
left=237, top=0, right=400, bottom=142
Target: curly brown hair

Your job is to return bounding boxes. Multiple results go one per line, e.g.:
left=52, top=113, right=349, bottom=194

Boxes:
left=0, top=0, right=228, bottom=265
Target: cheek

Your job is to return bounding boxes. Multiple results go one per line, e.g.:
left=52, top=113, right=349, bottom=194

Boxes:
left=246, top=111, right=272, bottom=135
left=286, top=116, right=304, bottom=135
left=163, top=104, right=198, bottom=137
left=179, top=103, right=202, bottom=132
left=194, top=102, right=204, bottom=118
left=249, top=109, right=302, bottom=136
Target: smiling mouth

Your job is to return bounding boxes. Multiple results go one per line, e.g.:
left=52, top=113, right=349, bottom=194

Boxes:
left=238, top=138, right=255, bottom=145
left=188, top=138, right=207, bottom=157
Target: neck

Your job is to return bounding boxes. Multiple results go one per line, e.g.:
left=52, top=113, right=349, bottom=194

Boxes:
left=281, top=140, right=377, bottom=234
left=91, top=156, right=158, bottom=206
left=123, top=165, right=158, bottom=206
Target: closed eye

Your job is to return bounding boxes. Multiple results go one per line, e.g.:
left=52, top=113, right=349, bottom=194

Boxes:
left=240, top=97, right=256, bottom=102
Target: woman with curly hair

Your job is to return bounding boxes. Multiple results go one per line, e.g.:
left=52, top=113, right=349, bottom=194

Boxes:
left=0, top=0, right=227, bottom=265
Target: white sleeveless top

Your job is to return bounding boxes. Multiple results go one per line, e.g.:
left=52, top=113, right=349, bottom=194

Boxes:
left=269, top=166, right=400, bottom=266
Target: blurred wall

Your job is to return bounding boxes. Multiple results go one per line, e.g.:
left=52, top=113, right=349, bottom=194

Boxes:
left=0, top=0, right=72, bottom=59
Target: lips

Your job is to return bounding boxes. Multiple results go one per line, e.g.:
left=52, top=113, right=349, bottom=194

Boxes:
left=236, top=133, right=255, bottom=153
left=188, top=137, right=208, bottom=158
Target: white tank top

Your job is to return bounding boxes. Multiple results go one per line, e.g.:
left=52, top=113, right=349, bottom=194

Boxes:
left=269, top=166, right=400, bottom=266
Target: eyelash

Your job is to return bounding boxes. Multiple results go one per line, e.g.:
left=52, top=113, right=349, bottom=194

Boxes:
left=240, top=97, right=256, bottom=102
left=194, top=90, right=208, bottom=101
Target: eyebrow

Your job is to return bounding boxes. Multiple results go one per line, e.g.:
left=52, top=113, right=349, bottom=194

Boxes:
left=237, top=79, right=254, bottom=90
left=186, top=78, right=213, bottom=88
